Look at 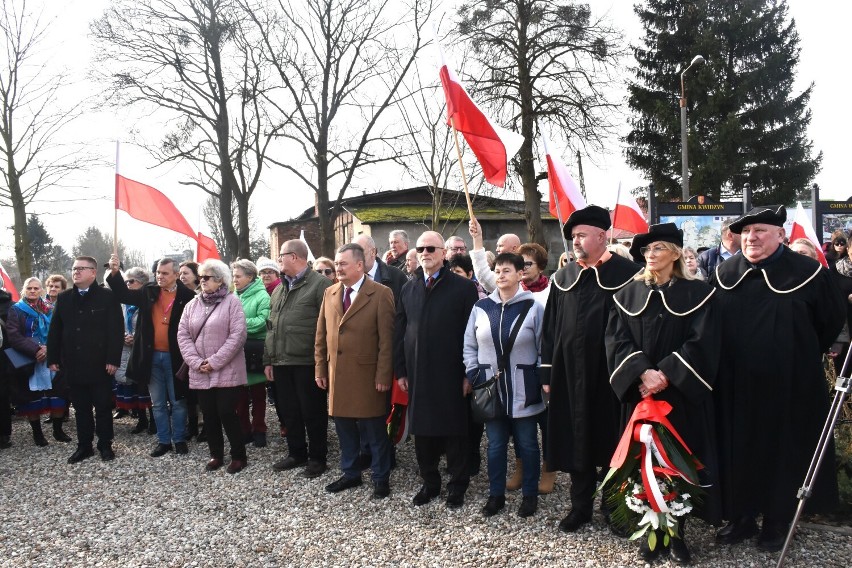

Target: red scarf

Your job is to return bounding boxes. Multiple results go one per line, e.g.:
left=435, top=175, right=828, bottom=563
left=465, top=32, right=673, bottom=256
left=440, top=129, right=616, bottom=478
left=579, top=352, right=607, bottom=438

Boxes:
left=522, top=274, right=549, bottom=293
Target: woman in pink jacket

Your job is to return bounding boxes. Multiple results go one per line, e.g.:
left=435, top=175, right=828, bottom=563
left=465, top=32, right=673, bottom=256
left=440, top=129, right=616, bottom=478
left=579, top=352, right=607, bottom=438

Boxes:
left=177, top=259, right=248, bottom=474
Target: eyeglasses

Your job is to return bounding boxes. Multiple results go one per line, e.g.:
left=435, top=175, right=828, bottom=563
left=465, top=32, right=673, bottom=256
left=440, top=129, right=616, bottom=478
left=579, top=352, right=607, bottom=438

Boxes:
left=835, top=239, right=847, bottom=247
left=522, top=261, right=534, bottom=269
left=278, top=251, right=295, bottom=260
left=449, top=246, right=467, bottom=252
left=415, top=246, right=444, bottom=254
left=71, top=266, right=96, bottom=273
left=199, top=275, right=215, bottom=281
left=259, top=270, right=278, bottom=276
left=125, top=279, right=137, bottom=285
left=316, top=268, right=334, bottom=276
left=640, top=246, right=669, bottom=256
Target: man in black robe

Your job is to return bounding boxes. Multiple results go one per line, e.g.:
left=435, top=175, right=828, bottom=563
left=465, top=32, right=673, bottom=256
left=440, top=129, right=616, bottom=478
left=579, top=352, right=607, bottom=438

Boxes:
left=711, top=205, right=844, bottom=552
left=541, top=206, right=642, bottom=533
left=394, top=230, right=479, bottom=509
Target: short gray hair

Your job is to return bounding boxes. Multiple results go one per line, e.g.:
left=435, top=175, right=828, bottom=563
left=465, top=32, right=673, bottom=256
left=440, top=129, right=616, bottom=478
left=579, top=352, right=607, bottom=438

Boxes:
left=445, top=235, right=465, bottom=248
left=281, top=239, right=308, bottom=260
left=231, top=258, right=258, bottom=280
left=199, top=259, right=231, bottom=288
left=389, top=230, right=408, bottom=245
left=337, top=243, right=365, bottom=264
left=125, top=267, right=150, bottom=285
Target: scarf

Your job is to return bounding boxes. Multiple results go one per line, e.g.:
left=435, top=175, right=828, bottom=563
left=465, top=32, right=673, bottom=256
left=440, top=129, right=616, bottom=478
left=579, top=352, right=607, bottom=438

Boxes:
left=201, top=285, right=229, bottom=305
left=14, top=298, right=51, bottom=344
left=125, top=305, right=139, bottom=335
left=522, top=274, right=549, bottom=293
left=265, top=278, right=281, bottom=295
left=837, top=256, right=852, bottom=278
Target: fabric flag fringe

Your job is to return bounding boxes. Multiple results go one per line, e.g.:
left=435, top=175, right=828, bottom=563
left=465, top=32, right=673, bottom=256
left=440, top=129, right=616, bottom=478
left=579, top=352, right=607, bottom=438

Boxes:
left=789, top=201, right=828, bottom=268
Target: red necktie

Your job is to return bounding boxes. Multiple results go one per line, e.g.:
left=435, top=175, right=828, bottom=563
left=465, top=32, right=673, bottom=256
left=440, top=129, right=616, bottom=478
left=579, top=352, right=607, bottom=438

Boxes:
left=426, top=276, right=435, bottom=290
left=343, top=286, right=353, bottom=313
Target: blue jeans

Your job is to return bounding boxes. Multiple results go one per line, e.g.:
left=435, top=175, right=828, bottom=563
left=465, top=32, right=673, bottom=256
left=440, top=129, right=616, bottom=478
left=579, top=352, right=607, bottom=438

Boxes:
left=485, top=414, right=541, bottom=497
left=334, top=416, right=392, bottom=483
left=149, top=351, right=187, bottom=444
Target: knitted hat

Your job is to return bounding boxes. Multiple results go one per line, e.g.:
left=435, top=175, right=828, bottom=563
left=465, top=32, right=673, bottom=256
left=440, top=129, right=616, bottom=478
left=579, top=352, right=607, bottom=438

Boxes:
left=255, top=257, right=279, bottom=274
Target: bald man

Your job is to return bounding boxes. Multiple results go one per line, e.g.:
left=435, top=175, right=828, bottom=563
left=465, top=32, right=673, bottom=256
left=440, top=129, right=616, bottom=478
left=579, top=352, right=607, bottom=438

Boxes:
left=468, top=218, right=521, bottom=293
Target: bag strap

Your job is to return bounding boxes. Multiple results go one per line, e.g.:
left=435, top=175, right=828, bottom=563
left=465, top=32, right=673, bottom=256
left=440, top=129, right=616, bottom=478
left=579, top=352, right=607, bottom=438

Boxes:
left=190, top=303, right=219, bottom=343
left=496, top=299, right=534, bottom=371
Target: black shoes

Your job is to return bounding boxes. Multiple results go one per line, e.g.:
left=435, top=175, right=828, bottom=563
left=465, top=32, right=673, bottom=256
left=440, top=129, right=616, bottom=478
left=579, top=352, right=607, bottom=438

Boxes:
left=206, top=457, right=223, bottom=472
left=481, top=495, right=505, bottom=517
left=558, top=510, right=592, bottom=533
left=0, top=435, right=11, bottom=449
left=31, top=421, right=48, bottom=447
left=302, top=460, right=327, bottom=479
left=253, top=432, right=267, bottom=448
left=100, top=446, right=116, bottom=461
left=272, top=455, right=308, bottom=471
left=150, top=443, right=173, bottom=457
left=446, top=491, right=465, bottom=510
left=68, top=446, right=94, bottom=464
left=757, top=518, right=788, bottom=552
left=669, top=536, right=691, bottom=565
left=373, top=481, right=390, bottom=499
left=175, top=442, right=189, bottom=455
left=716, top=516, right=759, bottom=545
left=131, top=419, right=148, bottom=434
left=325, top=475, right=363, bottom=493
left=412, top=485, right=440, bottom=506
left=518, top=496, right=538, bottom=518
left=638, top=531, right=666, bottom=563
left=52, top=424, right=72, bottom=443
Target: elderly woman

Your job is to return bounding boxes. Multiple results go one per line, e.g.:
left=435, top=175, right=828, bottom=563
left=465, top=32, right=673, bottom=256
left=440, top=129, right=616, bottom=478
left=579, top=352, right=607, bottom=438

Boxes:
left=682, top=246, right=707, bottom=281
left=518, top=243, right=550, bottom=306
left=232, top=259, right=271, bottom=447
left=463, top=253, right=545, bottom=518
left=606, top=223, right=721, bottom=564
left=6, top=277, right=71, bottom=445
left=791, top=238, right=819, bottom=259
left=44, top=274, right=68, bottom=307
left=177, top=259, right=248, bottom=473
left=313, top=256, right=337, bottom=283
left=826, top=229, right=848, bottom=270
left=256, top=257, right=281, bottom=295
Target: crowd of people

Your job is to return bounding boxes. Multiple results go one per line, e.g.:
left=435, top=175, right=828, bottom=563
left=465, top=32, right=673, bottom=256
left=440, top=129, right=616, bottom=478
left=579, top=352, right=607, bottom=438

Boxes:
left=0, top=203, right=846, bottom=565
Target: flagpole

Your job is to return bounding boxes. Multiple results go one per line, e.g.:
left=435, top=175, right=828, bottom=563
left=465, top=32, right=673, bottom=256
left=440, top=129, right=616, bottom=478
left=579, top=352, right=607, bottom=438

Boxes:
left=552, top=190, right=570, bottom=258
left=450, top=118, right=476, bottom=221
left=611, top=182, right=621, bottom=244
left=114, top=141, right=120, bottom=257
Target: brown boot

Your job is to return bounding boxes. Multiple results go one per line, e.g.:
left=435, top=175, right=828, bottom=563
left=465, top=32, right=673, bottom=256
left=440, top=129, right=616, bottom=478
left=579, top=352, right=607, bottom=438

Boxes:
left=538, top=467, right=557, bottom=494
left=506, top=458, right=523, bottom=491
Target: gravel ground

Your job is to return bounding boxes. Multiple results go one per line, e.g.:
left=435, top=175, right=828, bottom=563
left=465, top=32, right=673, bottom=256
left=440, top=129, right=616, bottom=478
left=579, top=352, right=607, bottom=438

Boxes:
left=1, top=411, right=850, bottom=567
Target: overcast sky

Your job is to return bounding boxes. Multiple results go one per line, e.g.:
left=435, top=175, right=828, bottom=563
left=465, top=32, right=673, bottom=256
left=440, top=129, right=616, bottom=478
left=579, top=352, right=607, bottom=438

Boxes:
left=2, top=0, right=848, bottom=263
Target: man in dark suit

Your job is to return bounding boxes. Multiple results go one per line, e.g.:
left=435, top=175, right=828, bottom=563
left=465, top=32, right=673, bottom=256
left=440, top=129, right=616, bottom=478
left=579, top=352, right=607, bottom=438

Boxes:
left=355, top=235, right=407, bottom=299
left=47, top=256, right=124, bottom=463
left=394, top=231, right=479, bottom=509
left=315, top=243, right=396, bottom=498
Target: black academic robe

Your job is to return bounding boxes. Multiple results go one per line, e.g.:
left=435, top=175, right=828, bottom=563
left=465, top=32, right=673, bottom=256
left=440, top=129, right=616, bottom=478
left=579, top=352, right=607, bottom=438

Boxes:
left=394, top=265, right=479, bottom=436
left=607, top=278, right=722, bottom=525
left=711, top=247, right=845, bottom=520
left=541, top=254, right=642, bottom=473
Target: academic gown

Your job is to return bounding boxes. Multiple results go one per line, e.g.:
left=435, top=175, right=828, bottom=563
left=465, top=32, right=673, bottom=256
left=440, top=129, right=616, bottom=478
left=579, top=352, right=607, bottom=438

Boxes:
left=541, top=254, right=642, bottom=473
left=607, top=278, right=722, bottom=525
left=711, top=247, right=845, bottom=520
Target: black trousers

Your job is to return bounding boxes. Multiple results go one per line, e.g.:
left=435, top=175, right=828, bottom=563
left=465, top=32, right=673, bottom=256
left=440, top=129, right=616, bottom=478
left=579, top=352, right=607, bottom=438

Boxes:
left=415, top=434, right=469, bottom=495
left=273, top=365, right=328, bottom=462
left=0, top=378, right=12, bottom=437
left=197, top=386, right=246, bottom=461
left=69, top=379, right=114, bottom=450
left=569, top=467, right=605, bottom=516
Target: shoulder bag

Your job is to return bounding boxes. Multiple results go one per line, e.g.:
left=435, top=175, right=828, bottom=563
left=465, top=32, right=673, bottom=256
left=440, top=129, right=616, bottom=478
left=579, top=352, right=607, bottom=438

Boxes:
left=175, top=303, right=219, bottom=381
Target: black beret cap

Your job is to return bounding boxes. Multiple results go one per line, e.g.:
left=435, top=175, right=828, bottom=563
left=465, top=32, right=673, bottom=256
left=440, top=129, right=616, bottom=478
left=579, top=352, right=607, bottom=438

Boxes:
left=729, top=205, right=786, bottom=234
left=629, top=223, right=684, bottom=263
left=562, top=205, right=611, bottom=240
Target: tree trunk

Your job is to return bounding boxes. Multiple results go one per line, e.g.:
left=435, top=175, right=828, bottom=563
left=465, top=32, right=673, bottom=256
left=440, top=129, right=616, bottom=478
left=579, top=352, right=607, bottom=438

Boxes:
left=4, top=155, right=32, bottom=277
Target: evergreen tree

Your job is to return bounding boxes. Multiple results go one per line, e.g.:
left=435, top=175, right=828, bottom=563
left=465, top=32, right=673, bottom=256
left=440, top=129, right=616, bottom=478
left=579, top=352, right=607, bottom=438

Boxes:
left=626, top=0, right=820, bottom=204
left=27, top=215, right=55, bottom=279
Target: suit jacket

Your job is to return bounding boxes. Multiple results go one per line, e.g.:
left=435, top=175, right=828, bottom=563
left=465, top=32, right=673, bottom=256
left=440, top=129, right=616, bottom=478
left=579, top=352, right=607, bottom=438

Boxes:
left=315, top=277, right=395, bottom=418
left=374, top=258, right=407, bottom=302
left=46, top=285, right=124, bottom=385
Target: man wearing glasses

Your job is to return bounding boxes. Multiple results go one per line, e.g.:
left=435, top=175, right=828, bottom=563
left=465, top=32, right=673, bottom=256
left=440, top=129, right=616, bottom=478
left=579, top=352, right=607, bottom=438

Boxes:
left=467, top=218, right=522, bottom=293
left=444, top=236, right=468, bottom=261
left=264, top=240, right=332, bottom=479
left=47, top=256, right=124, bottom=463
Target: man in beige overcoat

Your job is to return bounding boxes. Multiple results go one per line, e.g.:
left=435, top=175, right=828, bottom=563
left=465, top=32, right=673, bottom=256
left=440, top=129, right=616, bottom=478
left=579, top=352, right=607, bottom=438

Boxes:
left=315, top=243, right=396, bottom=498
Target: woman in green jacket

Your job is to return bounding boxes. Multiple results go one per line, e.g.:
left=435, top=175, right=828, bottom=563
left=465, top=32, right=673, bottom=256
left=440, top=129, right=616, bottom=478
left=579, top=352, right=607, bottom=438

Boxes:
left=232, top=259, right=271, bottom=447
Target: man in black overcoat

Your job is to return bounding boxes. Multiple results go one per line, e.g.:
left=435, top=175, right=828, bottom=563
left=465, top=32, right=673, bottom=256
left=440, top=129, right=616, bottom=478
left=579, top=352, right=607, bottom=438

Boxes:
left=711, top=206, right=845, bottom=552
left=394, top=230, right=479, bottom=509
left=47, top=256, right=124, bottom=463
left=541, top=206, right=642, bottom=533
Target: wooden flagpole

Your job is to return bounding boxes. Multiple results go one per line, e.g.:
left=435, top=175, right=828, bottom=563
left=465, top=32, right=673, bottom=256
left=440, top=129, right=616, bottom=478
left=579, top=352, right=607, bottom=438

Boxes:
left=450, top=117, right=476, bottom=221
left=610, top=181, right=621, bottom=244
left=552, top=189, right=570, bottom=258
left=114, top=141, right=120, bottom=256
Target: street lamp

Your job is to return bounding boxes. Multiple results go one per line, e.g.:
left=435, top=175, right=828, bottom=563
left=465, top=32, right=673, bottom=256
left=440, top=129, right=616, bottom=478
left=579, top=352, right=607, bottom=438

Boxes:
left=680, top=55, right=705, bottom=202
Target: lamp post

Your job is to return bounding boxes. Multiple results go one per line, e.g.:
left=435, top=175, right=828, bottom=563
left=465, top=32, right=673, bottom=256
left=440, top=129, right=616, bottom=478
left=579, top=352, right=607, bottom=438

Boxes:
left=680, top=55, right=705, bottom=202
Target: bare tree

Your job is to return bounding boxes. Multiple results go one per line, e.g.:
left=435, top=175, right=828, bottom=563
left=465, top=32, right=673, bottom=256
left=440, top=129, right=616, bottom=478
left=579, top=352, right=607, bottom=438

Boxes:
left=244, top=0, right=435, bottom=256
left=456, top=0, right=624, bottom=245
left=1, top=0, right=92, bottom=277
left=91, top=0, right=280, bottom=260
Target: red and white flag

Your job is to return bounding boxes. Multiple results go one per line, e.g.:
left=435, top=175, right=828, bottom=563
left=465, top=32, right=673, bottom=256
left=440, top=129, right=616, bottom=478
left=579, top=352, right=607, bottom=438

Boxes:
left=435, top=35, right=524, bottom=187
left=789, top=201, right=827, bottom=267
left=542, top=136, right=586, bottom=222
left=612, top=185, right=649, bottom=235
left=115, top=174, right=197, bottom=240
left=0, top=261, right=19, bottom=301
left=196, top=232, right=220, bottom=263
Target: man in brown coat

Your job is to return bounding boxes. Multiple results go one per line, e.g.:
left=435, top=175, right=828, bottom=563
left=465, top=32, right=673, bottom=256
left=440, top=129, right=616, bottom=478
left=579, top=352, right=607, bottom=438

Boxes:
left=315, top=243, right=396, bottom=498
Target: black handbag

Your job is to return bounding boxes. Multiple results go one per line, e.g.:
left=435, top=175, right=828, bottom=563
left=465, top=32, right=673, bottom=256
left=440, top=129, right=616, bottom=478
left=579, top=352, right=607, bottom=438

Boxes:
left=243, top=338, right=266, bottom=374
left=470, top=300, right=534, bottom=423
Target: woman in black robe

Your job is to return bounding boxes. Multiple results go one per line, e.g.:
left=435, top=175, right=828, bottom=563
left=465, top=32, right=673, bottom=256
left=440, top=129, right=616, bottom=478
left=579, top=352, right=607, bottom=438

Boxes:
left=606, top=223, right=721, bottom=565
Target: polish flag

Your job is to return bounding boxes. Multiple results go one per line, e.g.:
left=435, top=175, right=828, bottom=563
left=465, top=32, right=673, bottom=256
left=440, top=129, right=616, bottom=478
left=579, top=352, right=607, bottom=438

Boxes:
left=0, top=261, right=19, bottom=301
left=612, top=185, right=649, bottom=235
left=116, top=174, right=197, bottom=240
left=542, top=136, right=586, bottom=222
left=196, top=232, right=220, bottom=263
left=435, top=35, right=524, bottom=187
left=789, top=201, right=827, bottom=267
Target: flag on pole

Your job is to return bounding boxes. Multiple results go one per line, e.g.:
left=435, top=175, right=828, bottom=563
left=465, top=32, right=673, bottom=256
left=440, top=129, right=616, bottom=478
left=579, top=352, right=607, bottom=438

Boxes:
left=0, top=261, right=19, bottom=301
left=299, top=230, right=315, bottom=263
left=542, top=136, right=586, bottom=220
left=789, top=201, right=827, bottom=267
left=435, top=36, right=524, bottom=187
left=196, top=232, right=220, bottom=262
left=115, top=174, right=197, bottom=240
left=612, top=186, right=649, bottom=235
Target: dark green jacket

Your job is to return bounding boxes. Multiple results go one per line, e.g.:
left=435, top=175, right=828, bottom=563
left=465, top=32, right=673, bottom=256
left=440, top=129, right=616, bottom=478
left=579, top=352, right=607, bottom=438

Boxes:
left=263, top=268, right=332, bottom=366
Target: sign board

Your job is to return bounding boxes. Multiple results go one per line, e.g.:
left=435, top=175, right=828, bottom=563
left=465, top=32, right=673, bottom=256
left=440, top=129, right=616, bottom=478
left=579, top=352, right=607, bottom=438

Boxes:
left=654, top=198, right=744, bottom=251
